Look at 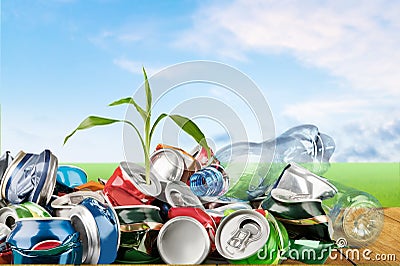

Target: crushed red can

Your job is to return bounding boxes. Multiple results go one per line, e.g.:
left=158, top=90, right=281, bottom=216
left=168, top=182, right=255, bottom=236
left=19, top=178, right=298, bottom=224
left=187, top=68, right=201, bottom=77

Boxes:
left=104, top=162, right=161, bottom=206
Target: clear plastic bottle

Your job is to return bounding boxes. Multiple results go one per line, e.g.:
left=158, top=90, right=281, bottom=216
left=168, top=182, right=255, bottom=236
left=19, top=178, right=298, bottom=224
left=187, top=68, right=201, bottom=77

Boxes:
left=322, top=181, right=384, bottom=248
left=190, top=125, right=335, bottom=200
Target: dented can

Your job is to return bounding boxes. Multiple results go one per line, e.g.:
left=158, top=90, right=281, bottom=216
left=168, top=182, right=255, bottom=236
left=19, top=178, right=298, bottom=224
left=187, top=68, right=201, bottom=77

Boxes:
left=51, top=191, right=106, bottom=217
left=165, top=181, right=203, bottom=209
left=68, top=197, right=120, bottom=264
left=215, top=209, right=289, bottom=264
left=104, top=162, right=161, bottom=206
left=152, top=145, right=201, bottom=184
left=114, top=205, right=163, bottom=263
left=6, top=218, right=82, bottom=264
left=0, top=202, right=51, bottom=230
left=0, top=150, right=58, bottom=206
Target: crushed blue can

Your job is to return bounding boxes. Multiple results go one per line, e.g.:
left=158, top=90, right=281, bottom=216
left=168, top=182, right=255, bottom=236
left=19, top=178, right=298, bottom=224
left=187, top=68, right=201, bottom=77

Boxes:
left=54, top=165, right=88, bottom=195
left=0, top=150, right=58, bottom=206
left=7, top=217, right=82, bottom=264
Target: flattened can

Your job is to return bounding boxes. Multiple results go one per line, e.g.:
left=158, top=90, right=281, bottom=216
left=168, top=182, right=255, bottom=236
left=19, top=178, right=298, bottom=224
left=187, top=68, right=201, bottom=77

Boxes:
left=51, top=191, right=106, bottom=217
left=0, top=202, right=51, bottom=230
left=157, top=216, right=210, bottom=264
left=104, top=162, right=161, bottom=206
left=0, top=150, right=58, bottom=206
left=165, top=181, right=204, bottom=209
left=68, top=197, right=120, bottom=264
left=215, top=209, right=289, bottom=264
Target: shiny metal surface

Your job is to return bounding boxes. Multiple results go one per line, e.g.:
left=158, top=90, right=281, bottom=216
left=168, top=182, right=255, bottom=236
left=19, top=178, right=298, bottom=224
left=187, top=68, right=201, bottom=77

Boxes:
left=150, top=149, right=185, bottom=182
left=215, top=210, right=270, bottom=260
left=120, top=162, right=161, bottom=197
left=165, top=181, right=204, bottom=209
left=273, top=163, right=337, bottom=202
left=157, top=216, right=210, bottom=264
left=52, top=191, right=106, bottom=217
left=69, top=205, right=100, bottom=264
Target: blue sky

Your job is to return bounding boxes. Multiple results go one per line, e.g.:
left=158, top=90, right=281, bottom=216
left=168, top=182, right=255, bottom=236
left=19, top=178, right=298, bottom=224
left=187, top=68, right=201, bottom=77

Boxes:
left=1, top=0, right=399, bottom=162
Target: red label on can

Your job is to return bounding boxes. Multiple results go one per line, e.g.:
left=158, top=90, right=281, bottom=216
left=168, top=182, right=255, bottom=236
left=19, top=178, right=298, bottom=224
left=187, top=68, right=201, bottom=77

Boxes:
left=103, top=166, right=154, bottom=206
left=31, top=240, right=62, bottom=250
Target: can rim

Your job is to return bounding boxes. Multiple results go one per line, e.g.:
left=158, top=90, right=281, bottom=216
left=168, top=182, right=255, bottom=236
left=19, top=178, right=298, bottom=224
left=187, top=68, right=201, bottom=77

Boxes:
left=51, top=191, right=105, bottom=208
left=150, top=148, right=185, bottom=182
left=120, top=162, right=162, bottom=197
left=157, top=216, right=210, bottom=264
left=165, top=181, right=204, bottom=209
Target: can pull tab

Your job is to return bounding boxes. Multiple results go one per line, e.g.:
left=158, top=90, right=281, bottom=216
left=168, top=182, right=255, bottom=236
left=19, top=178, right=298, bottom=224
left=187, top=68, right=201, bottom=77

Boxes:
left=226, top=219, right=261, bottom=254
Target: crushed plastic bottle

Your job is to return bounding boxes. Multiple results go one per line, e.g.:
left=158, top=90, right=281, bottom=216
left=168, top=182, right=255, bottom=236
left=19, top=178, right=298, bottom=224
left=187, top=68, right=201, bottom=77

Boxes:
left=323, top=181, right=384, bottom=248
left=189, top=124, right=335, bottom=200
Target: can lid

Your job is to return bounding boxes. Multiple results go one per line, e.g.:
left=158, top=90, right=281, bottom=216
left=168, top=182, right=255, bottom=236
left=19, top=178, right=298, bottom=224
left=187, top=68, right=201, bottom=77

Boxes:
left=120, top=162, right=161, bottom=197
left=165, top=181, right=204, bottom=209
left=150, top=149, right=185, bottom=182
left=215, top=209, right=270, bottom=260
left=158, top=216, right=210, bottom=264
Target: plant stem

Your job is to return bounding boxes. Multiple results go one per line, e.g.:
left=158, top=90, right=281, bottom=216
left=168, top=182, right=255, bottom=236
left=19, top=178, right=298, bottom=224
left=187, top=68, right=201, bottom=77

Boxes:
left=144, top=115, right=151, bottom=184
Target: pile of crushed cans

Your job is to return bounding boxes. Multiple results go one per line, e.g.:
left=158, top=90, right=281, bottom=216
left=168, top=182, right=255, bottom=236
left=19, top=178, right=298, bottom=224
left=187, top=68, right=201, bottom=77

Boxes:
left=0, top=125, right=383, bottom=264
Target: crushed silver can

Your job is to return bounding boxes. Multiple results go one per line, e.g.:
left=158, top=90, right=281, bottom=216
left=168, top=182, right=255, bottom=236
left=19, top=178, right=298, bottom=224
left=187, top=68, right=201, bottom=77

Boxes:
left=157, top=216, right=211, bottom=264
left=0, top=150, right=58, bottom=206
left=0, top=151, right=13, bottom=183
left=165, top=181, right=204, bottom=209
left=51, top=191, right=106, bottom=217
left=152, top=145, right=201, bottom=184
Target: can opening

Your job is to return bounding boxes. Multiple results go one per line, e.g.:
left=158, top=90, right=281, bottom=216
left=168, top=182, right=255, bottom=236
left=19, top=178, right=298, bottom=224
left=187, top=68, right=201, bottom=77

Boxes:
left=5, top=216, right=15, bottom=229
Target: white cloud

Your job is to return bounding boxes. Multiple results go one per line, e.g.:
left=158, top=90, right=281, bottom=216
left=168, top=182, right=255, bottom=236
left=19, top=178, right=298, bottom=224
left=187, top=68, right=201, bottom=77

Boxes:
left=178, top=0, right=400, bottom=96
left=175, top=0, right=400, bottom=161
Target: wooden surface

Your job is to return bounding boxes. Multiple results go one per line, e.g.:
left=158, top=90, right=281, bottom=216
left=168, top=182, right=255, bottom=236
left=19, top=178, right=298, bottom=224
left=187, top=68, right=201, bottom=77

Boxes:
left=284, top=208, right=400, bottom=265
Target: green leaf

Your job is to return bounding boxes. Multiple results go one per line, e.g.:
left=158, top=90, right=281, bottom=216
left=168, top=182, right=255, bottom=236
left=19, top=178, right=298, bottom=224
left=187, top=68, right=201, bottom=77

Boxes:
left=109, top=97, right=147, bottom=122
left=142, top=67, right=152, bottom=114
left=149, top=113, right=168, bottom=141
left=168, top=114, right=211, bottom=158
left=63, top=116, right=146, bottom=153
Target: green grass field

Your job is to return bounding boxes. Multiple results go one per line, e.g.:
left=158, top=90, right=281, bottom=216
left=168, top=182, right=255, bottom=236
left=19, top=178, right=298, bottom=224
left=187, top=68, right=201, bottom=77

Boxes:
left=66, top=162, right=400, bottom=207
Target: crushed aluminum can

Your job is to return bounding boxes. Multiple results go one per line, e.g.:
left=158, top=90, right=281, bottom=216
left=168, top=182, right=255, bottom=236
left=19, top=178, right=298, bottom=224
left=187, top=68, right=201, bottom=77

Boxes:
left=157, top=216, right=211, bottom=264
left=68, top=197, right=120, bottom=264
left=168, top=207, right=217, bottom=251
left=103, top=162, right=161, bottom=206
left=0, top=151, right=13, bottom=183
left=54, top=165, right=88, bottom=196
left=51, top=191, right=106, bottom=217
left=0, top=201, right=51, bottom=230
left=261, top=163, right=337, bottom=242
left=6, top=218, right=82, bottom=264
left=165, top=181, right=204, bottom=209
left=153, top=144, right=201, bottom=184
left=114, top=205, right=163, bottom=264
left=215, top=209, right=289, bottom=264
left=0, top=150, right=58, bottom=206
left=190, top=144, right=214, bottom=167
